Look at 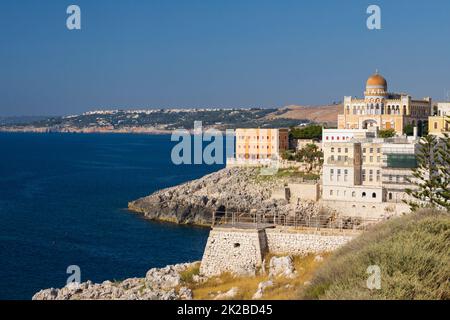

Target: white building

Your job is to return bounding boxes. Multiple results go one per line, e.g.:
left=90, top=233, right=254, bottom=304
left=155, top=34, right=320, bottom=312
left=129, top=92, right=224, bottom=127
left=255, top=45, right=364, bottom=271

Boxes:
left=321, top=128, right=418, bottom=217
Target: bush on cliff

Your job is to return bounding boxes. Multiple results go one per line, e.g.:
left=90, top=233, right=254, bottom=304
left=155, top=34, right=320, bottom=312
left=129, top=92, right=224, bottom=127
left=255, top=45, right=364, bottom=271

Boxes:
left=302, top=210, right=450, bottom=300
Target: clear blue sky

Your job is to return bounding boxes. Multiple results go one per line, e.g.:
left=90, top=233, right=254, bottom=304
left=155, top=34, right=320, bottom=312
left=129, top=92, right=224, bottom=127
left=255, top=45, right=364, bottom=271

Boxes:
left=1, top=0, right=449, bottom=116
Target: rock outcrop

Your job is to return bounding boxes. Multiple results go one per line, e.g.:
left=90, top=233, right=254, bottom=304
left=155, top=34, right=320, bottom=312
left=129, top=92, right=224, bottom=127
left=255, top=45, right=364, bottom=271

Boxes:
left=32, top=262, right=197, bottom=300
left=128, top=167, right=323, bottom=225
left=268, top=256, right=296, bottom=279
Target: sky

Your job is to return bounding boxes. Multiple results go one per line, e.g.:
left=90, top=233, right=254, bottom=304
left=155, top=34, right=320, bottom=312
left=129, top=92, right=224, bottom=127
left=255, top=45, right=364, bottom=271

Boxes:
left=1, top=0, right=450, bottom=116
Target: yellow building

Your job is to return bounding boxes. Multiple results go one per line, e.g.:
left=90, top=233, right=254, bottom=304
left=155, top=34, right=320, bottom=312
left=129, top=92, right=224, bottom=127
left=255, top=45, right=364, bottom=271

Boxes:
left=338, top=73, right=432, bottom=135
left=428, top=102, right=450, bottom=136
left=235, top=128, right=289, bottom=160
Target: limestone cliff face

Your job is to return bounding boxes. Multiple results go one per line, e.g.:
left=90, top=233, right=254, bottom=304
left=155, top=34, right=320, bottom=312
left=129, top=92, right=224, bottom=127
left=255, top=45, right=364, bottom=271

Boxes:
left=128, top=167, right=321, bottom=225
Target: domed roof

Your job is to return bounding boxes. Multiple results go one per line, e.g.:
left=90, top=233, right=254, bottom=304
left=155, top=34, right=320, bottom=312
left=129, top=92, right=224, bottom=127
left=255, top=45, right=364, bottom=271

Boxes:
left=366, top=72, right=387, bottom=88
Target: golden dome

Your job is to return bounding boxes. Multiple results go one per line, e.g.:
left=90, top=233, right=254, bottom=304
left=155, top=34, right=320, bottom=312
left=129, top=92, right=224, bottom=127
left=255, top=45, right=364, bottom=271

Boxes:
left=366, top=72, right=387, bottom=88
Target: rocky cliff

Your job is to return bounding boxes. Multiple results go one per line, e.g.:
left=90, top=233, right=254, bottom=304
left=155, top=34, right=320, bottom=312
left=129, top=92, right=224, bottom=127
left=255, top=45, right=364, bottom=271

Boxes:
left=128, top=167, right=322, bottom=225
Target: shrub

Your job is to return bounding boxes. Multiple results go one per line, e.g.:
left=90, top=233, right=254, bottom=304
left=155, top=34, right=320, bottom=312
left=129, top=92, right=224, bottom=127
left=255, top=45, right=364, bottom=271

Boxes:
left=301, top=210, right=450, bottom=300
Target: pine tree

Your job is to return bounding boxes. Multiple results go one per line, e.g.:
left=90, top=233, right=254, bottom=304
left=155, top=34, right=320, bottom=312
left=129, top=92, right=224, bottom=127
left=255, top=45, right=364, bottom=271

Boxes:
left=435, top=117, right=450, bottom=211
left=404, top=134, right=442, bottom=210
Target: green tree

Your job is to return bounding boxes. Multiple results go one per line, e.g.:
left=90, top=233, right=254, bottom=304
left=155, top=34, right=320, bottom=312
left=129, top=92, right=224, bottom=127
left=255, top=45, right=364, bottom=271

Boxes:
left=378, top=128, right=396, bottom=138
left=404, top=135, right=447, bottom=211
left=435, top=117, right=450, bottom=210
left=290, top=125, right=323, bottom=140
left=403, top=124, right=414, bottom=136
left=295, top=144, right=323, bottom=172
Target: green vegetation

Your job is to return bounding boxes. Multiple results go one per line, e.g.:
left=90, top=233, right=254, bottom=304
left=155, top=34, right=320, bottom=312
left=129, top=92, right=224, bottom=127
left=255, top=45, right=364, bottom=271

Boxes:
left=290, top=125, right=323, bottom=140
left=179, top=263, right=201, bottom=283
left=403, top=124, right=414, bottom=136
left=281, top=144, right=323, bottom=173
left=405, top=134, right=450, bottom=211
left=302, top=210, right=450, bottom=300
left=378, top=128, right=396, bottom=138
left=254, top=167, right=320, bottom=182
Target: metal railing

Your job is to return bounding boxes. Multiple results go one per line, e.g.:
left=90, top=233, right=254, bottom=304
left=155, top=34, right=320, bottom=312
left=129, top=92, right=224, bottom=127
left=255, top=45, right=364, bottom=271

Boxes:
left=212, top=210, right=382, bottom=232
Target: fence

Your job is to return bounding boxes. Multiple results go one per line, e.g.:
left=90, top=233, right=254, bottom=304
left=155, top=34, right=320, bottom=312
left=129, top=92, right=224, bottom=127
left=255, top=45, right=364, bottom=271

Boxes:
left=212, top=210, right=383, bottom=231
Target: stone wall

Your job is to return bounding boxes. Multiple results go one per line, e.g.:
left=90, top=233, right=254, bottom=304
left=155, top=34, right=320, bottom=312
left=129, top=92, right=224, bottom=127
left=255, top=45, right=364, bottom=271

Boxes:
left=200, top=227, right=358, bottom=277
left=321, top=199, right=410, bottom=218
left=199, top=228, right=268, bottom=277
left=265, top=228, right=355, bottom=256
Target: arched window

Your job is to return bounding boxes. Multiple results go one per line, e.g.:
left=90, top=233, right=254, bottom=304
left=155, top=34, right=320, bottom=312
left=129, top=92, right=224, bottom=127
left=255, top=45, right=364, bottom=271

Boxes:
left=362, top=192, right=367, bottom=198
left=372, top=192, right=376, bottom=198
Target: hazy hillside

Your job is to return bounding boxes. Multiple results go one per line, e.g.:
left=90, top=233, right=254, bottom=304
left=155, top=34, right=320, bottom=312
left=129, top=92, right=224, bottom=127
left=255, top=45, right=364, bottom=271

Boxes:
left=267, top=104, right=342, bottom=126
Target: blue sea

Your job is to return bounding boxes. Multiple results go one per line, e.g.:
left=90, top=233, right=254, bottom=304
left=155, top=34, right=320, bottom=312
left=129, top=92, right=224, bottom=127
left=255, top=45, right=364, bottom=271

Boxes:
left=0, top=133, right=225, bottom=300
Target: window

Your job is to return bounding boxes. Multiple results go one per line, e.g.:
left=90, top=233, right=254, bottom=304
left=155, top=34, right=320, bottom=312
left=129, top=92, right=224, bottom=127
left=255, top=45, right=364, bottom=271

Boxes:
left=377, top=148, right=381, bottom=153
left=338, top=148, right=341, bottom=153
left=331, top=147, right=334, bottom=152
left=389, top=193, right=393, bottom=200
left=434, top=122, right=438, bottom=129
left=362, top=192, right=367, bottom=198
left=330, top=190, right=333, bottom=196
left=362, top=169, right=366, bottom=181
left=363, top=148, right=366, bottom=153
left=372, top=192, right=376, bottom=198
left=376, top=170, right=380, bottom=182
left=370, top=148, right=374, bottom=153
left=345, top=148, right=348, bottom=153
left=352, top=191, right=356, bottom=197
left=370, top=156, right=373, bottom=162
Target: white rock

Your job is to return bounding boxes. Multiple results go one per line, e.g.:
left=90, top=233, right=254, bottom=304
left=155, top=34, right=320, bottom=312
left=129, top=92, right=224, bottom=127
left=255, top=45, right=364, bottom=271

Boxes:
left=269, top=256, right=296, bottom=279
left=252, top=280, right=273, bottom=299
left=214, top=287, right=238, bottom=300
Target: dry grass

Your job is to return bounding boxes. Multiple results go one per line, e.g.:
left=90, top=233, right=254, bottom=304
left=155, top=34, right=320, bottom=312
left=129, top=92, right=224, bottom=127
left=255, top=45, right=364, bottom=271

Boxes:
left=302, top=210, right=450, bottom=300
left=188, top=254, right=329, bottom=300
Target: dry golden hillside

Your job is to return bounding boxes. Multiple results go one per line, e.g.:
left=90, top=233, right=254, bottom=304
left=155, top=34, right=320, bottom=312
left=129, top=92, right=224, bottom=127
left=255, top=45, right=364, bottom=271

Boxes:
left=267, top=104, right=342, bottom=125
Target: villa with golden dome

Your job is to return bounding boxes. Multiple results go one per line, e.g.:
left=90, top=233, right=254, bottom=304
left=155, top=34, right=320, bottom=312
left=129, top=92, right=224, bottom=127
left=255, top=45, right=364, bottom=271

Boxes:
left=338, top=73, right=432, bottom=135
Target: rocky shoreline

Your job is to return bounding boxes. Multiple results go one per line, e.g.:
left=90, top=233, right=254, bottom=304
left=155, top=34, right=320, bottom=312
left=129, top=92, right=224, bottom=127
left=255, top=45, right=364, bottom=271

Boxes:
left=32, top=256, right=306, bottom=300
left=128, top=167, right=324, bottom=226
left=33, top=262, right=200, bottom=300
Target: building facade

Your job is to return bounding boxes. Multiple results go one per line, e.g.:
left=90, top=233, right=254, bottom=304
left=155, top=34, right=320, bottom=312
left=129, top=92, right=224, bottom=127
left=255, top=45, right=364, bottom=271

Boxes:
left=428, top=102, right=450, bottom=136
left=234, top=128, right=289, bottom=161
left=338, top=73, right=432, bottom=135
left=322, top=129, right=418, bottom=208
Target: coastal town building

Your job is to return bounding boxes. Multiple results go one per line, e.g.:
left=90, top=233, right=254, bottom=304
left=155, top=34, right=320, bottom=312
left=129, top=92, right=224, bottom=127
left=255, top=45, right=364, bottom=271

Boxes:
left=321, top=128, right=418, bottom=216
left=228, top=128, right=289, bottom=166
left=338, top=72, right=432, bottom=135
left=428, top=102, right=450, bottom=136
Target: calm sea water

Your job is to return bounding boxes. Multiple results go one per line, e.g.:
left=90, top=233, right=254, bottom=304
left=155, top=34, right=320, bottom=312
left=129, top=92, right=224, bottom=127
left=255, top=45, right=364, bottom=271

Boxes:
left=0, top=133, right=224, bottom=300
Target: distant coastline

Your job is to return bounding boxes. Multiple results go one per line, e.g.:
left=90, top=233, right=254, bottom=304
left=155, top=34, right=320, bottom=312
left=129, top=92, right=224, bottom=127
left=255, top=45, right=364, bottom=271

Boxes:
left=0, top=126, right=173, bottom=135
